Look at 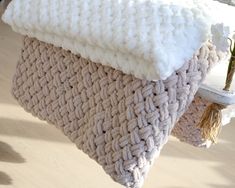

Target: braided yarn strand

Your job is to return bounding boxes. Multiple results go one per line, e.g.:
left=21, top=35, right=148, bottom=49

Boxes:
left=12, top=37, right=219, bottom=188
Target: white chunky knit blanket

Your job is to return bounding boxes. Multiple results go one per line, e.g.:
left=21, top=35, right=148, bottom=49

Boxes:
left=2, top=0, right=235, bottom=80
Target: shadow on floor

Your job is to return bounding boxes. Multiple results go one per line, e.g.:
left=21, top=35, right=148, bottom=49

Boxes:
left=0, top=118, right=70, bottom=143
left=0, top=141, right=25, bottom=185
left=0, top=171, right=12, bottom=185
left=0, top=141, right=25, bottom=163
left=0, top=107, right=234, bottom=187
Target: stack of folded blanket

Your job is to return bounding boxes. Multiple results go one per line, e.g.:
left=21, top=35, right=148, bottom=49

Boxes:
left=2, top=0, right=235, bottom=187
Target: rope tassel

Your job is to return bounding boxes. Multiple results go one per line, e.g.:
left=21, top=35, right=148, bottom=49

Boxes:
left=197, top=103, right=224, bottom=143
left=197, top=39, right=235, bottom=143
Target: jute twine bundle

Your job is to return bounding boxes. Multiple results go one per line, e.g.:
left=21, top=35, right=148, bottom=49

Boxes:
left=198, top=40, right=235, bottom=143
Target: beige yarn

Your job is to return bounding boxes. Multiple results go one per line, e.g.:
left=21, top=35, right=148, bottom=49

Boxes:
left=12, top=37, right=219, bottom=188
left=172, top=96, right=212, bottom=147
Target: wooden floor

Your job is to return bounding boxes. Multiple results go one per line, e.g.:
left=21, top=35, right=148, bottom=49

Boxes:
left=0, top=19, right=235, bottom=188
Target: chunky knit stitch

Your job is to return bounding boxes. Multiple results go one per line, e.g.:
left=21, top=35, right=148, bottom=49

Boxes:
left=12, top=37, right=219, bottom=188
left=172, top=96, right=212, bottom=147
left=3, top=0, right=235, bottom=80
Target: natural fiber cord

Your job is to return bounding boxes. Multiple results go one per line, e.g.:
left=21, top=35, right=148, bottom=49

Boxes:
left=196, top=38, right=235, bottom=144
left=12, top=37, right=220, bottom=188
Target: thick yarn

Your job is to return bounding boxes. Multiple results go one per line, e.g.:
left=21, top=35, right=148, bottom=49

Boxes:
left=172, top=0, right=235, bottom=147
left=172, top=96, right=212, bottom=147
left=3, top=0, right=234, bottom=80
left=12, top=37, right=219, bottom=188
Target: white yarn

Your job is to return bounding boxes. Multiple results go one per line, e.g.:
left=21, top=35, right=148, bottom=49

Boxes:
left=2, top=0, right=235, bottom=80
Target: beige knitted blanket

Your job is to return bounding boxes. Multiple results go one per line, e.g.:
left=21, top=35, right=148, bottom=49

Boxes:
left=11, top=36, right=220, bottom=188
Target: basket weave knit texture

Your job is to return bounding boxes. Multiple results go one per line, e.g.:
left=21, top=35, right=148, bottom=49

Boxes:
left=12, top=37, right=219, bottom=188
left=172, top=96, right=212, bottom=147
